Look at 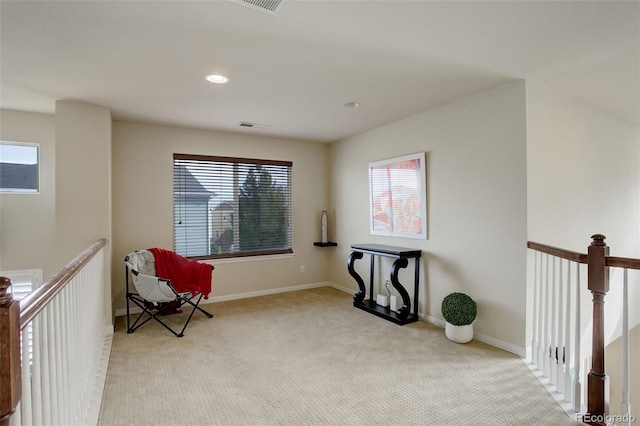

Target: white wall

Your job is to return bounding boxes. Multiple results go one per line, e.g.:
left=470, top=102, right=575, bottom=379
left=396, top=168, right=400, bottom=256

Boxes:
left=526, top=82, right=640, bottom=255
left=329, top=81, right=528, bottom=353
left=55, top=99, right=113, bottom=325
left=0, top=109, right=56, bottom=277
left=526, top=82, right=640, bottom=335
left=111, top=121, right=331, bottom=312
left=4, top=80, right=637, bottom=363
left=55, top=100, right=112, bottom=267
left=526, top=82, right=640, bottom=415
left=1, top=104, right=113, bottom=326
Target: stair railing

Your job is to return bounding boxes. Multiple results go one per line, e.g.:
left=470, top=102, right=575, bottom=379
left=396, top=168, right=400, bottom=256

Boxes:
left=0, top=239, right=107, bottom=426
left=527, top=234, right=639, bottom=426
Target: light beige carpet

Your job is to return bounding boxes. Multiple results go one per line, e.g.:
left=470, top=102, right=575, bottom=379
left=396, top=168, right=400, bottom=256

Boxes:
left=98, top=287, right=577, bottom=425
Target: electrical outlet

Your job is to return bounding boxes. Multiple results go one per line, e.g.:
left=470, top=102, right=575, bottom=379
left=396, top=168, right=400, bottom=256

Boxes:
left=299, top=264, right=305, bottom=273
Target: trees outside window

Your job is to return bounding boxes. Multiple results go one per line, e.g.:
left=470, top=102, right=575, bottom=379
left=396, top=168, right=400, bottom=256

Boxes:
left=173, top=154, right=292, bottom=259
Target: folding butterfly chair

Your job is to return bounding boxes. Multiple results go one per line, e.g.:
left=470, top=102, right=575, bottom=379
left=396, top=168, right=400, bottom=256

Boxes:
left=125, top=249, right=213, bottom=337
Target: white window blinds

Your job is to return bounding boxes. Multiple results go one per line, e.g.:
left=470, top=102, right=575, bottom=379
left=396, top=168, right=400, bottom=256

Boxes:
left=173, top=153, right=293, bottom=259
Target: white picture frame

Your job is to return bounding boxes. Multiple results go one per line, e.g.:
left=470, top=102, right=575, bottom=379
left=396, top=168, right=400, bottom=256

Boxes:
left=369, top=152, right=427, bottom=239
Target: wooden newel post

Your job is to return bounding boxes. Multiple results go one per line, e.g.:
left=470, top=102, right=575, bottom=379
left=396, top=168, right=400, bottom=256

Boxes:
left=586, top=234, right=609, bottom=425
left=0, top=277, right=21, bottom=426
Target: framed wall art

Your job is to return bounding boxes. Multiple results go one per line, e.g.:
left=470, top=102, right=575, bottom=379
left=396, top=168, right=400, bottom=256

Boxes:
left=369, top=152, right=427, bottom=239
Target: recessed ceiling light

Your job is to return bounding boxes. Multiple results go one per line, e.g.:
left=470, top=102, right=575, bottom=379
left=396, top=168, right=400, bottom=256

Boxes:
left=343, top=101, right=360, bottom=108
left=205, top=74, right=229, bottom=84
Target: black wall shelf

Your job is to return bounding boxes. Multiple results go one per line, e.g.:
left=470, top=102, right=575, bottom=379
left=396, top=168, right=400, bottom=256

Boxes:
left=313, top=242, right=337, bottom=247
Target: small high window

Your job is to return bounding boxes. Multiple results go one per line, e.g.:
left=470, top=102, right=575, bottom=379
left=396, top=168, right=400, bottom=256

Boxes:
left=0, top=142, right=40, bottom=194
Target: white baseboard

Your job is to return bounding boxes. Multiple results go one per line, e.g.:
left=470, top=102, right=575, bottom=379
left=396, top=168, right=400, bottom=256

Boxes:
left=206, top=281, right=335, bottom=303
left=331, top=287, right=526, bottom=357
left=420, top=313, right=525, bottom=357
left=473, top=330, right=526, bottom=358
left=328, top=282, right=356, bottom=295
left=114, top=281, right=337, bottom=317
left=421, top=313, right=446, bottom=328
left=113, top=282, right=525, bottom=357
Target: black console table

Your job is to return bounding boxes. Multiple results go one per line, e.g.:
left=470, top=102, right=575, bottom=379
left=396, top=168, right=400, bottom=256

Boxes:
left=347, top=244, right=421, bottom=325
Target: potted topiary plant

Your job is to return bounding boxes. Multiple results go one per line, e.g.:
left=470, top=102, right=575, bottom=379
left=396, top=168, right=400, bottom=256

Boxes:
left=441, top=292, right=477, bottom=343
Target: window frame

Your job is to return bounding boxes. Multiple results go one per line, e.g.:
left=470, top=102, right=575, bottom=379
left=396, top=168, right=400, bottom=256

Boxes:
left=173, top=153, right=293, bottom=260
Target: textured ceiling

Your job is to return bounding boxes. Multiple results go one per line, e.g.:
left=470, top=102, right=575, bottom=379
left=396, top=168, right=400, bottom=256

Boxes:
left=1, top=0, right=638, bottom=142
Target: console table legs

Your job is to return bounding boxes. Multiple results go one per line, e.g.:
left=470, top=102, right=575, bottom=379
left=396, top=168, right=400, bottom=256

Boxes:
left=347, top=247, right=419, bottom=325
left=347, top=251, right=365, bottom=304
left=390, top=257, right=411, bottom=320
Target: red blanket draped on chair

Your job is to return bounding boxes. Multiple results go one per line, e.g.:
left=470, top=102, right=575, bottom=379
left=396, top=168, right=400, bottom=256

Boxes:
left=149, top=248, right=212, bottom=299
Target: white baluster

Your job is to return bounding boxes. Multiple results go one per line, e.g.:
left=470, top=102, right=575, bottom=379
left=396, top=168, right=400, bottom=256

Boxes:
left=56, top=298, right=66, bottom=425
left=31, top=318, right=42, bottom=426
left=543, top=254, right=550, bottom=378
left=537, top=251, right=545, bottom=371
left=79, top=267, right=90, bottom=422
left=70, top=277, right=80, bottom=424
left=573, top=262, right=582, bottom=413
left=38, top=312, right=49, bottom=425
left=550, top=256, right=557, bottom=386
left=47, top=306, right=58, bottom=426
left=59, top=287, right=70, bottom=425
left=20, top=326, right=33, bottom=426
left=62, top=286, right=76, bottom=424
left=556, top=259, right=564, bottom=393
left=563, top=260, right=572, bottom=401
left=621, top=268, right=630, bottom=426
left=532, top=251, right=539, bottom=365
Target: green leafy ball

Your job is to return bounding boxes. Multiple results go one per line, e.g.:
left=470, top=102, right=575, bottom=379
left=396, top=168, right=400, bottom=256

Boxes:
left=441, top=292, right=477, bottom=326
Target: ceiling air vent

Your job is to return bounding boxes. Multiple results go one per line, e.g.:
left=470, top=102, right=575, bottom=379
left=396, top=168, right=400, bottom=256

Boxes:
left=237, top=121, right=271, bottom=130
left=227, top=0, right=288, bottom=15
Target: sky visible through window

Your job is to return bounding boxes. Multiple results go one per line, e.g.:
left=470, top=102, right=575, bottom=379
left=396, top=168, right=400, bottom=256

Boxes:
left=0, top=143, right=38, bottom=164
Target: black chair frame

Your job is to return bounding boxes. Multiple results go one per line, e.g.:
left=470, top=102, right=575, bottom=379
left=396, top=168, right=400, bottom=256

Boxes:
left=125, top=258, right=213, bottom=337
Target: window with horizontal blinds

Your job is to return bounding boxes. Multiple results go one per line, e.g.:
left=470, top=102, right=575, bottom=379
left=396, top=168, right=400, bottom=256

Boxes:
left=173, top=153, right=293, bottom=259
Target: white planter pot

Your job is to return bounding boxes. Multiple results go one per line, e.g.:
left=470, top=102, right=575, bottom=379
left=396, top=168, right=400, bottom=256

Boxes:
left=445, top=322, right=474, bottom=343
